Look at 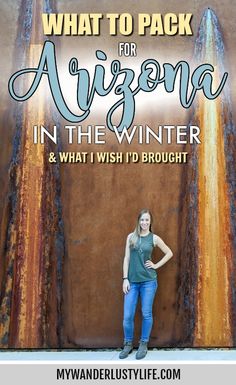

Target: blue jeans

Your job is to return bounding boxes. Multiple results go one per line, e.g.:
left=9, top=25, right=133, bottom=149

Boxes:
left=123, top=279, right=158, bottom=342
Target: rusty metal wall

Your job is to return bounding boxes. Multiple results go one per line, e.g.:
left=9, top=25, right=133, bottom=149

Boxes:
left=0, top=0, right=236, bottom=348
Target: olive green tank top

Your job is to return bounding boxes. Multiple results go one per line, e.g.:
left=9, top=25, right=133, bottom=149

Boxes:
left=128, top=232, right=157, bottom=283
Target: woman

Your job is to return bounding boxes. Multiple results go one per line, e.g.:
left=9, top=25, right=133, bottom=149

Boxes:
left=119, top=209, right=173, bottom=360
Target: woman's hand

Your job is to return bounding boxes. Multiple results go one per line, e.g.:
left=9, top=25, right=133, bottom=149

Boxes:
left=145, top=260, right=156, bottom=269
left=123, top=278, right=130, bottom=294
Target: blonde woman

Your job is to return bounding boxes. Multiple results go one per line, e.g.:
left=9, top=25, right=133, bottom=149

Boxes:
left=119, top=209, right=173, bottom=359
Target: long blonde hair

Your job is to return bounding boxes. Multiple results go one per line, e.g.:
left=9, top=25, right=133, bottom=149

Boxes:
left=129, top=209, right=153, bottom=248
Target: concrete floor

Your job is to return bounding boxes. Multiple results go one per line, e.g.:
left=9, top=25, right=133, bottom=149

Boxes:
left=1, top=349, right=236, bottom=361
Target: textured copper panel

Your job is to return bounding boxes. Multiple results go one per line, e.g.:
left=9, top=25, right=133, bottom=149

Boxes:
left=195, top=94, right=233, bottom=346
left=194, top=10, right=234, bottom=347
left=0, top=1, right=236, bottom=349
left=0, top=0, right=64, bottom=348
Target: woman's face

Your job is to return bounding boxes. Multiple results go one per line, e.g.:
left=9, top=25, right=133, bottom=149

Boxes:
left=139, top=212, right=151, bottom=232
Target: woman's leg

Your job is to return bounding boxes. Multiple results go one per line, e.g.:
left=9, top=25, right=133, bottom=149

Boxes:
left=139, top=280, right=158, bottom=342
left=123, top=283, right=139, bottom=342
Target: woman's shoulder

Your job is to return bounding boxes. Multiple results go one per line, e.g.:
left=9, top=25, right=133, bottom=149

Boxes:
left=127, top=232, right=134, bottom=240
left=152, top=233, right=163, bottom=246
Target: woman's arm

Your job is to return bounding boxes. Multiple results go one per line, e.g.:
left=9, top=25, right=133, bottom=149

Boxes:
left=122, top=233, right=132, bottom=294
left=145, top=235, right=173, bottom=270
